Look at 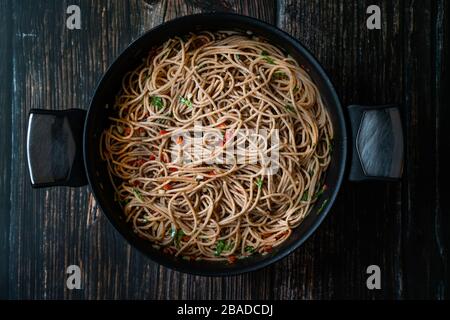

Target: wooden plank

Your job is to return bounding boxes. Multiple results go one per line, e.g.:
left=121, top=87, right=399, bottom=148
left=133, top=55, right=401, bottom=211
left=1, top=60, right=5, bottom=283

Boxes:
left=435, top=0, right=450, bottom=300
left=277, top=0, right=404, bottom=299
left=0, top=0, right=12, bottom=299
left=401, top=0, right=449, bottom=299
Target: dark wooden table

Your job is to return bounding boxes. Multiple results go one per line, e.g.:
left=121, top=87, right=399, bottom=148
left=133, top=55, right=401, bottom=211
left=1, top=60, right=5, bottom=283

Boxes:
left=0, top=0, right=448, bottom=300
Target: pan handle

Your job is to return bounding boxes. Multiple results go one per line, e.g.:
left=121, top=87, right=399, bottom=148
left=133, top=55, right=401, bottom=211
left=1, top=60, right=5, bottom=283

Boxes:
left=26, top=109, right=87, bottom=188
left=347, top=104, right=404, bottom=181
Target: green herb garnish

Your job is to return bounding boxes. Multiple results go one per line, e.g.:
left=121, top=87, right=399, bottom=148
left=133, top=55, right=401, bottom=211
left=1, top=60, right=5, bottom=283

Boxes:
left=313, top=184, right=328, bottom=200
left=317, top=199, right=329, bottom=214
left=261, top=50, right=275, bottom=64
left=173, top=229, right=185, bottom=247
left=151, top=96, right=164, bottom=110
left=285, top=104, right=294, bottom=113
left=255, top=177, right=264, bottom=189
left=301, top=192, right=309, bottom=201
left=214, top=240, right=232, bottom=256
left=245, top=246, right=255, bottom=254
left=133, top=188, right=143, bottom=202
left=120, top=199, right=130, bottom=206
left=224, top=242, right=233, bottom=251
left=215, top=240, right=226, bottom=256
left=235, top=54, right=241, bottom=60
left=293, top=85, right=299, bottom=93
left=273, top=71, right=286, bottom=79
left=179, top=96, right=193, bottom=108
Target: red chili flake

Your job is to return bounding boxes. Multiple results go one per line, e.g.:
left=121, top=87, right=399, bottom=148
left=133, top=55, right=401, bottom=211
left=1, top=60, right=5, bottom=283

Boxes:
left=176, top=136, right=184, bottom=145
left=163, top=184, right=172, bottom=191
left=124, top=127, right=131, bottom=135
left=169, top=167, right=178, bottom=172
left=133, top=180, right=141, bottom=187
left=208, top=170, right=216, bottom=176
left=262, top=246, right=273, bottom=253
left=138, top=127, right=145, bottom=133
left=135, top=159, right=145, bottom=166
left=149, top=154, right=156, bottom=161
left=160, top=129, right=169, bottom=135
left=182, top=235, right=190, bottom=242
left=217, top=122, right=227, bottom=129
left=227, top=255, right=237, bottom=264
left=224, top=129, right=234, bottom=142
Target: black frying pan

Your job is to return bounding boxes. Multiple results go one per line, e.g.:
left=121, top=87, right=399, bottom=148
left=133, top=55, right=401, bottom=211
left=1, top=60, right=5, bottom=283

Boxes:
left=26, top=13, right=403, bottom=276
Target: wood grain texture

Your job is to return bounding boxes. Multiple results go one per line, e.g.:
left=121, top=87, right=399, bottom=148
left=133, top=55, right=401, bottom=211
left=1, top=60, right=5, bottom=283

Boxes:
left=1, top=0, right=448, bottom=299
left=0, top=0, right=12, bottom=300
left=401, top=0, right=449, bottom=299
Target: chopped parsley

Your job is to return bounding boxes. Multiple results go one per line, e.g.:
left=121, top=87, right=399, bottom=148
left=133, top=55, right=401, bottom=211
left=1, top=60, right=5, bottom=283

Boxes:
left=120, top=199, right=130, bottom=206
left=261, top=50, right=275, bottom=64
left=179, top=96, right=193, bottom=108
left=273, top=71, right=286, bottom=79
left=301, top=192, right=309, bottom=201
left=215, top=240, right=233, bottom=256
left=173, top=229, right=185, bottom=247
left=255, top=177, right=264, bottom=189
left=317, top=199, right=329, bottom=214
left=314, top=184, right=328, bottom=200
left=215, top=240, right=225, bottom=256
left=245, top=246, right=255, bottom=254
left=151, top=96, right=164, bottom=110
left=285, top=104, right=294, bottom=113
left=133, top=188, right=143, bottom=202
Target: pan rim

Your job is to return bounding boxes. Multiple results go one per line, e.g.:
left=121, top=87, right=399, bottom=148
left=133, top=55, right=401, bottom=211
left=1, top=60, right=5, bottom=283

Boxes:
left=83, top=12, right=347, bottom=276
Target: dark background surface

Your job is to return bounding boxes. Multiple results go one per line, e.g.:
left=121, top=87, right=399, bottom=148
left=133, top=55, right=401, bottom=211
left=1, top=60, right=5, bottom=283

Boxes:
left=0, top=0, right=448, bottom=299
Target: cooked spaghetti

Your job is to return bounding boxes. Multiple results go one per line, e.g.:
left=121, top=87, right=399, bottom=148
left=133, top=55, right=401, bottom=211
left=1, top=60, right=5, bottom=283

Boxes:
left=100, top=31, right=333, bottom=263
